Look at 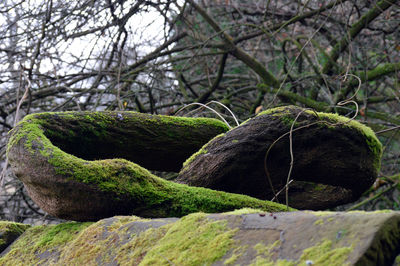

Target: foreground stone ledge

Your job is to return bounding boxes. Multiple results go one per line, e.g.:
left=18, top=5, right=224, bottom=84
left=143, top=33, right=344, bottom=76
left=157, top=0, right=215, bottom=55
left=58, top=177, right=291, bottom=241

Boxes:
left=1, top=210, right=399, bottom=265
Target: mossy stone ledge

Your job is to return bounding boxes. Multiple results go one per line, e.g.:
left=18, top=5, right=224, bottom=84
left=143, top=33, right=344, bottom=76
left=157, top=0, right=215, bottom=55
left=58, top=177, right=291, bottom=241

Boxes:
left=177, top=105, right=382, bottom=210
left=6, top=111, right=291, bottom=221
left=1, top=210, right=400, bottom=265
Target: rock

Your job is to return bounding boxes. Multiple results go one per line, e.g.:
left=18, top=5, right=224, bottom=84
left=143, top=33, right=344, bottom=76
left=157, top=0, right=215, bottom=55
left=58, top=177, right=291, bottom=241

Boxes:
left=177, top=105, right=382, bottom=209
left=1, top=210, right=400, bottom=265
left=0, top=221, right=30, bottom=253
left=7, top=111, right=290, bottom=221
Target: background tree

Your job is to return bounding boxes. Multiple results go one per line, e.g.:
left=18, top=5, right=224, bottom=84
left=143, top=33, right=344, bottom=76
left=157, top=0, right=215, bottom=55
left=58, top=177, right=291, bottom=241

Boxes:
left=0, top=0, right=399, bottom=223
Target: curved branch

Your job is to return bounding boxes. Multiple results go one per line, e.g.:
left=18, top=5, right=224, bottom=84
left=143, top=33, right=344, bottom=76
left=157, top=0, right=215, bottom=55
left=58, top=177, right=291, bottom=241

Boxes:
left=321, top=0, right=398, bottom=75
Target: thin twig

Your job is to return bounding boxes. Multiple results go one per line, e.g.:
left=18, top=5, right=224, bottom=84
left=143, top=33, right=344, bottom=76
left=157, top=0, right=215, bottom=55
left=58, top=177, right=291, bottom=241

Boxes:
left=1, top=68, right=31, bottom=187
left=175, top=101, right=240, bottom=128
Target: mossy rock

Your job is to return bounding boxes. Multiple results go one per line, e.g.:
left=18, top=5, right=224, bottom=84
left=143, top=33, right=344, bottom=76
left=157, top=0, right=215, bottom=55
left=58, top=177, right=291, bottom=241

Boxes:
left=177, top=105, right=382, bottom=209
left=0, top=221, right=30, bottom=253
left=7, top=111, right=291, bottom=221
left=1, top=210, right=400, bottom=265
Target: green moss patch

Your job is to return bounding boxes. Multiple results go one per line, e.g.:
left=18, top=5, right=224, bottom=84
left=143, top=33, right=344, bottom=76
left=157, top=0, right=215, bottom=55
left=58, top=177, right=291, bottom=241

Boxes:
left=304, top=110, right=382, bottom=165
left=181, top=132, right=225, bottom=171
left=298, top=239, right=352, bottom=265
left=0, top=214, right=236, bottom=265
left=140, top=213, right=236, bottom=265
left=0, top=222, right=92, bottom=265
left=0, top=221, right=30, bottom=252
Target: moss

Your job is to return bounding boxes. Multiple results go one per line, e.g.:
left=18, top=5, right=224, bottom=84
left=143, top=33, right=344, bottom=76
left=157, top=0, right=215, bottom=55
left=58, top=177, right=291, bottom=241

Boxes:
left=59, top=217, right=141, bottom=265
left=224, top=208, right=266, bottom=215
left=298, top=239, right=352, bottom=265
left=224, top=246, right=246, bottom=265
left=254, top=241, right=281, bottom=256
left=257, top=106, right=297, bottom=127
left=181, top=146, right=208, bottom=170
left=35, top=222, right=93, bottom=248
left=7, top=113, right=292, bottom=219
left=8, top=111, right=229, bottom=157
left=314, top=219, right=324, bottom=225
left=304, top=110, right=382, bottom=169
left=181, top=132, right=225, bottom=171
left=253, top=106, right=382, bottom=171
left=395, top=254, right=400, bottom=264
left=247, top=238, right=352, bottom=266
left=140, top=213, right=237, bottom=265
left=117, top=225, right=172, bottom=264
left=305, top=211, right=336, bottom=217
left=348, top=210, right=393, bottom=215
left=0, top=222, right=92, bottom=265
left=0, top=221, right=30, bottom=236
left=0, top=222, right=30, bottom=251
left=250, top=241, right=295, bottom=266
left=257, top=106, right=291, bottom=117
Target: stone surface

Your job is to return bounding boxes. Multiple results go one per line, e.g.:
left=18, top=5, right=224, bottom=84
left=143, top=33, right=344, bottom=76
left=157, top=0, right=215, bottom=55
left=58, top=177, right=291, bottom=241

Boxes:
left=1, top=210, right=400, bottom=265
left=177, top=105, right=382, bottom=210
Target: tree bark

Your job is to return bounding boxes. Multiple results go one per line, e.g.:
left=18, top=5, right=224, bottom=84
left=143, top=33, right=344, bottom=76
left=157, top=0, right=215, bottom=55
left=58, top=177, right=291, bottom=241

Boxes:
left=177, top=105, right=382, bottom=209
left=7, top=111, right=292, bottom=221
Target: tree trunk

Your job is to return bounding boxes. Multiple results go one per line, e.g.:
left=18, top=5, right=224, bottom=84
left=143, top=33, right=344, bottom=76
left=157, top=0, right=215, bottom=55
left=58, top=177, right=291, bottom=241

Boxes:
left=7, top=111, right=292, bottom=221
